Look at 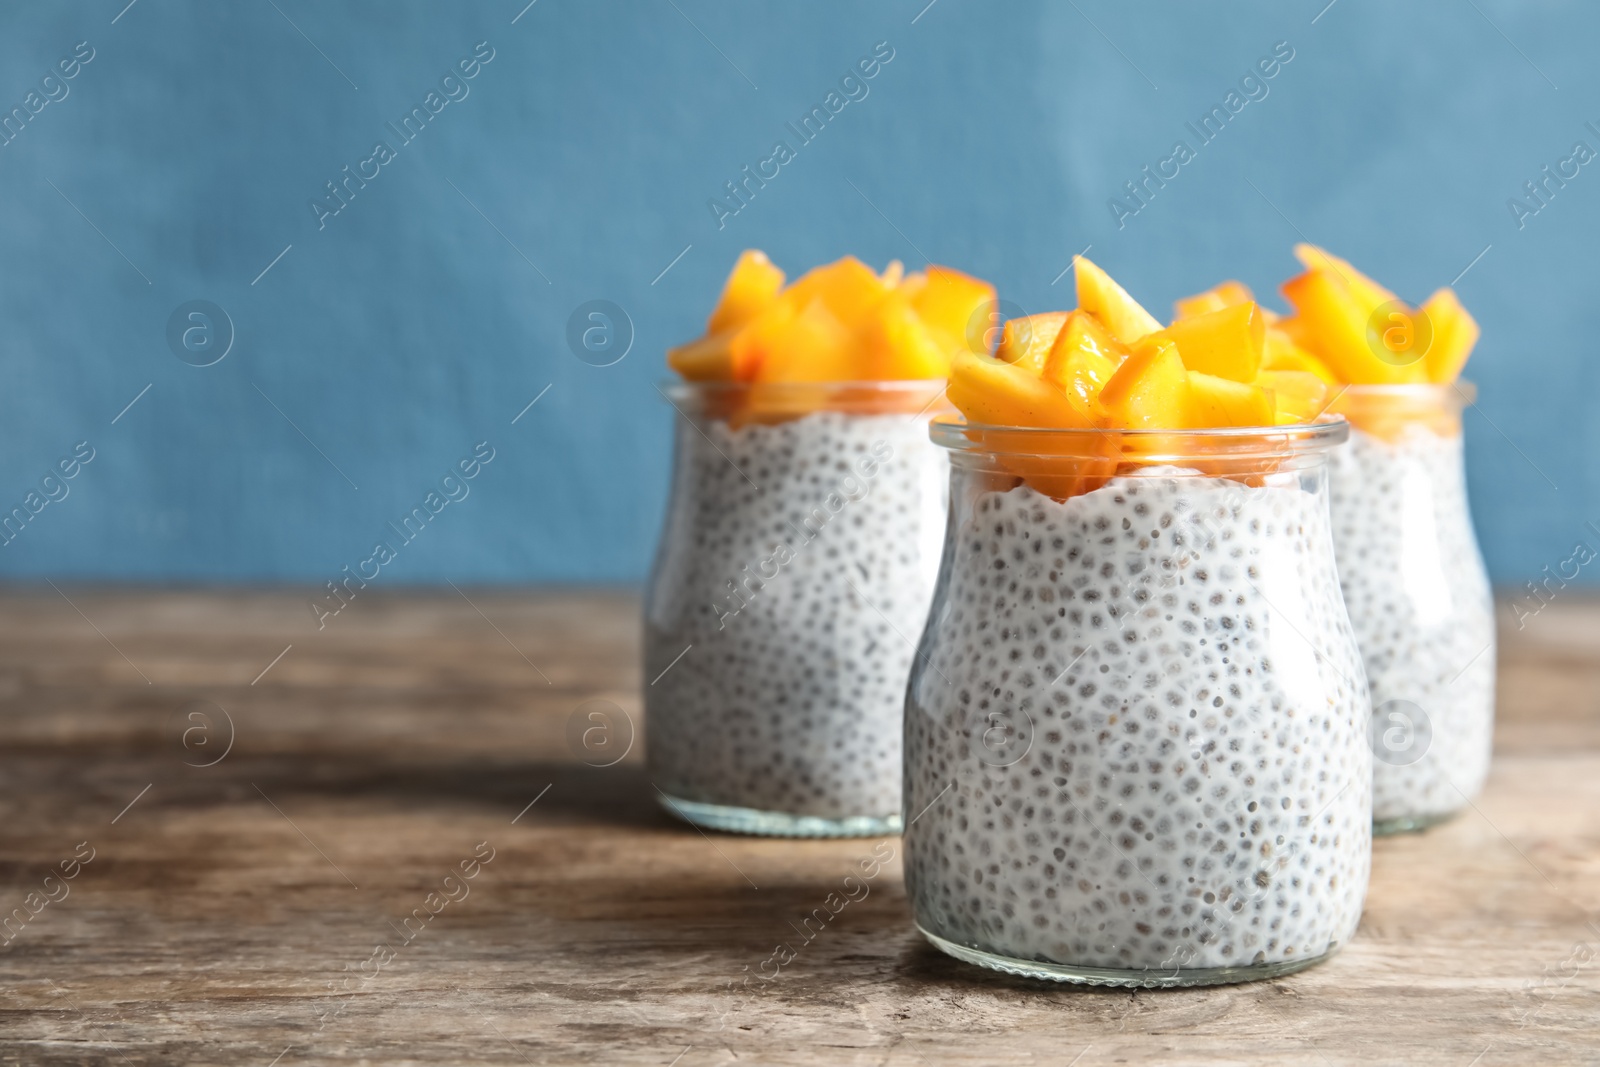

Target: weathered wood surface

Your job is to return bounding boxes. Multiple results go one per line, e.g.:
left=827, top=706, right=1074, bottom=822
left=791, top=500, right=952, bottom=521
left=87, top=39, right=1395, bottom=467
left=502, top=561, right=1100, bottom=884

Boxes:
left=0, top=588, right=1595, bottom=1066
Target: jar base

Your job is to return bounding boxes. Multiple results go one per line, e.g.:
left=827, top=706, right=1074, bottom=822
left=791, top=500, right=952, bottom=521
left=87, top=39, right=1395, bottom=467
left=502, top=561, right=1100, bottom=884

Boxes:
left=1373, top=808, right=1461, bottom=836
left=916, top=924, right=1341, bottom=988
left=655, top=792, right=901, bottom=838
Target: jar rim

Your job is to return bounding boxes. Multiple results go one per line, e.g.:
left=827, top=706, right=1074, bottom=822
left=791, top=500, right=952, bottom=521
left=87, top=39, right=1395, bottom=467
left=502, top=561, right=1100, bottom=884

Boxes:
left=929, top=414, right=1350, bottom=460
left=661, top=378, right=946, bottom=399
left=1332, top=379, right=1475, bottom=403
left=660, top=379, right=950, bottom=418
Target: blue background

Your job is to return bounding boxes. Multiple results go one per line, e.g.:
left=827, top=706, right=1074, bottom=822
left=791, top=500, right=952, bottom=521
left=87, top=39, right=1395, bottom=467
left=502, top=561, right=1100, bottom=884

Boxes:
left=0, top=0, right=1589, bottom=587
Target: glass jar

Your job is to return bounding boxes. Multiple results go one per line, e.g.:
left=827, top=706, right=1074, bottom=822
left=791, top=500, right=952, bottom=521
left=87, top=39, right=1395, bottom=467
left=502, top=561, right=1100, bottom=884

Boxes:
left=903, top=420, right=1371, bottom=987
left=1325, top=383, right=1495, bottom=835
left=644, top=380, right=949, bottom=836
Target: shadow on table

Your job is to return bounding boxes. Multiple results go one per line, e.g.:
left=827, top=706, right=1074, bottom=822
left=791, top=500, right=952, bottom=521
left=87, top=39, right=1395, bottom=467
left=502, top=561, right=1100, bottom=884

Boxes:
left=233, top=754, right=674, bottom=831
left=239, top=756, right=1144, bottom=1002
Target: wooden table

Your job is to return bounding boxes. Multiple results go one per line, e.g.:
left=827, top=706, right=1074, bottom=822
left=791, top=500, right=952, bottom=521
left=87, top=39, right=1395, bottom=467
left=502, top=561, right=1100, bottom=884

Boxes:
left=0, top=589, right=1596, bottom=1066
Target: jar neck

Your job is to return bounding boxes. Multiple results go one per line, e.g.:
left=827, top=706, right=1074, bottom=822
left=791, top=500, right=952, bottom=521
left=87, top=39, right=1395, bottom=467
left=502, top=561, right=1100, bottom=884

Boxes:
left=1326, top=382, right=1473, bottom=439
left=933, top=420, right=1348, bottom=500
left=664, top=380, right=950, bottom=424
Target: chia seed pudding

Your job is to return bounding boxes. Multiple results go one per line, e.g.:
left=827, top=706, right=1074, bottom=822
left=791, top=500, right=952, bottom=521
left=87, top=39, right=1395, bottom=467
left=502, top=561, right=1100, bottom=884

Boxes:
left=904, top=423, right=1370, bottom=986
left=645, top=384, right=947, bottom=836
left=1327, top=409, right=1495, bottom=833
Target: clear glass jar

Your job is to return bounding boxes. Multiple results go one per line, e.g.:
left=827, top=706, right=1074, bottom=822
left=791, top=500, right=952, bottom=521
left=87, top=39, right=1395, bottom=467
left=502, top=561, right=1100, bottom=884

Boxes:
left=1326, top=383, right=1495, bottom=835
left=644, top=380, right=949, bottom=836
left=903, top=420, right=1371, bottom=987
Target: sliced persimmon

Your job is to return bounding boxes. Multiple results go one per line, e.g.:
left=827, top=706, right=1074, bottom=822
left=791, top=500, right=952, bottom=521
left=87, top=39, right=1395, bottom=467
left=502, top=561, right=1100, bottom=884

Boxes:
left=1097, top=337, right=1189, bottom=429
left=1040, top=310, right=1122, bottom=416
left=1263, top=328, right=1337, bottom=383
left=781, top=256, right=891, bottom=329
left=1256, top=369, right=1330, bottom=424
left=1419, top=287, right=1478, bottom=384
left=910, top=266, right=997, bottom=356
left=1281, top=268, right=1418, bottom=385
left=995, top=312, right=1071, bottom=373
left=707, top=250, right=785, bottom=335
left=1186, top=371, right=1273, bottom=428
left=667, top=332, right=735, bottom=381
left=747, top=300, right=856, bottom=383
left=1292, top=243, right=1398, bottom=315
left=948, top=349, right=1089, bottom=428
left=1075, top=255, right=1162, bottom=344
left=1147, top=301, right=1266, bottom=383
left=1173, top=280, right=1255, bottom=320
left=860, top=291, right=949, bottom=380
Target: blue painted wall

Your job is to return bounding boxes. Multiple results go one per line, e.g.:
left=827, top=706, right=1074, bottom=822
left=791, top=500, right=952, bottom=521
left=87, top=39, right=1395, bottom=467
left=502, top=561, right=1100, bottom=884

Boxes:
left=0, top=0, right=1588, bottom=586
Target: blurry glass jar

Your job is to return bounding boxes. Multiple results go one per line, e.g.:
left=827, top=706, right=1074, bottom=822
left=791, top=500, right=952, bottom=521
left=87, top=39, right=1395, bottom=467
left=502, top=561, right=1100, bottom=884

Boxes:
left=1325, top=383, right=1495, bottom=834
left=904, top=420, right=1370, bottom=987
left=645, top=380, right=949, bottom=837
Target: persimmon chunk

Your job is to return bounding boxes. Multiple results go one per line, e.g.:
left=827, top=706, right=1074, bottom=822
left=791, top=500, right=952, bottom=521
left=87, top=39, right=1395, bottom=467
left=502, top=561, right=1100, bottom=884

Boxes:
left=1263, top=328, right=1337, bottom=383
left=748, top=300, right=857, bottom=383
left=1281, top=268, right=1420, bottom=384
left=1075, top=255, right=1162, bottom=343
left=996, top=312, right=1071, bottom=373
left=782, top=255, right=891, bottom=328
left=1148, top=301, right=1266, bottom=383
left=861, top=291, right=949, bottom=381
left=1174, top=280, right=1255, bottom=320
left=1419, top=287, right=1479, bottom=384
left=1041, top=310, right=1123, bottom=412
left=1187, top=371, right=1274, bottom=428
left=707, top=250, right=785, bottom=334
left=1256, top=369, right=1330, bottom=424
left=948, top=350, right=1090, bottom=428
left=1293, top=243, right=1398, bottom=314
left=670, top=251, right=1001, bottom=391
left=911, top=266, right=997, bottom=355
left=667, top=332, right=735, bottom=381
left=1098, top=338, right=1190, bottom=429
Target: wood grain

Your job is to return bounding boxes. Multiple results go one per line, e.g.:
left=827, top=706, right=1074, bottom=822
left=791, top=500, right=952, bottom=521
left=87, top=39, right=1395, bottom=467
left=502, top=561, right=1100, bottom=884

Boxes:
left=0, top=588, right=1595, bottom=1066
